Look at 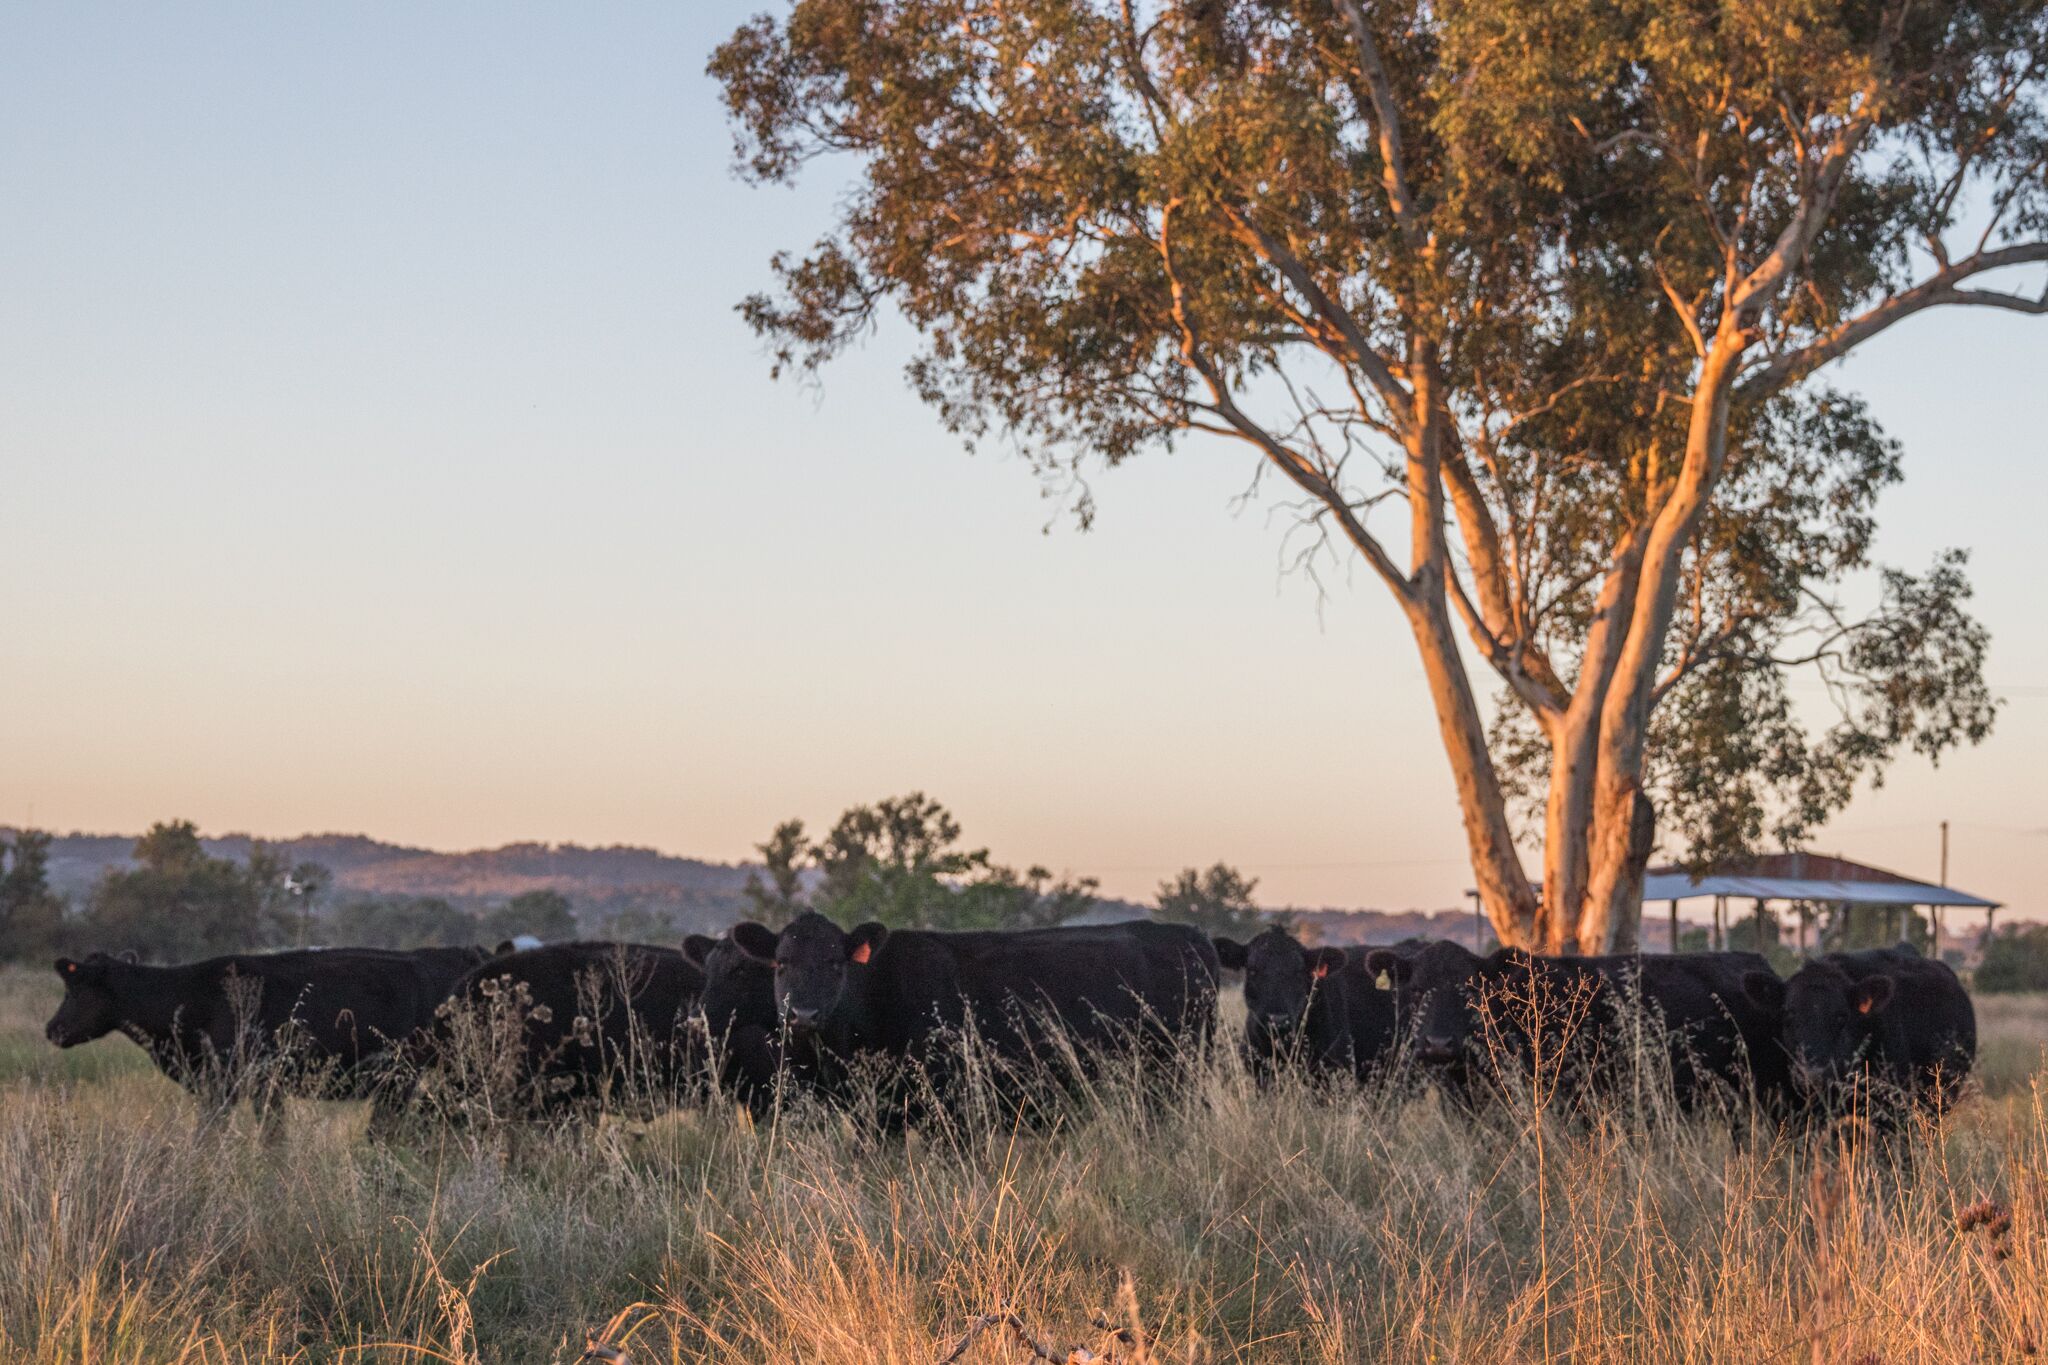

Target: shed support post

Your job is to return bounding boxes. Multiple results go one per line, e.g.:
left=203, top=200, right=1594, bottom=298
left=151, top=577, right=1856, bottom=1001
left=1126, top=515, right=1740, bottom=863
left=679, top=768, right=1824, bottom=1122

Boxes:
left=1669, top=900, right=1679, bottom=954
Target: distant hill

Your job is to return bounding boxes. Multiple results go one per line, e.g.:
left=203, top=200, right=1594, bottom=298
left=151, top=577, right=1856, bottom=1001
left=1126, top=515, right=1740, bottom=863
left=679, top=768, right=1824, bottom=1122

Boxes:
left=19, top=829, right=1470, bottom=941
left=26, top=830, right=760, bottom=932
left=1287, top=906, right=1495, bottom=950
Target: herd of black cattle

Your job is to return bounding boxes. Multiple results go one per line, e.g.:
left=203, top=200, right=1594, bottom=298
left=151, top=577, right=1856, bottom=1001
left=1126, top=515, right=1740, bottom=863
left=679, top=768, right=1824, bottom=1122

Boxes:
left=43, top=911, right=1978, bottom=1131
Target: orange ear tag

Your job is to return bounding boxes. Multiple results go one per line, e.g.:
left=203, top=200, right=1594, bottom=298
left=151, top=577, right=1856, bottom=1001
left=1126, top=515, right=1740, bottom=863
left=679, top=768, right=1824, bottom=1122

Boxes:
left=1857, top=995, right=1873, bottom=1014
left=851, top=943, right=872, bottom=965
left=1313, top=961, right=1329, bottom=981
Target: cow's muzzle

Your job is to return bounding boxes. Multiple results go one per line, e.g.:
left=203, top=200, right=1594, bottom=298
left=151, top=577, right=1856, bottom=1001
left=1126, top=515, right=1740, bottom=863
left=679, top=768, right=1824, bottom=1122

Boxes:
left=1418, top=1034, right=1459, bottom=1064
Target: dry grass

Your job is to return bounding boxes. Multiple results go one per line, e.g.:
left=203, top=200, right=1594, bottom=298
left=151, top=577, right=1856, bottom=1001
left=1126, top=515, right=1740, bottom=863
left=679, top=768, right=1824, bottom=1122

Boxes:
left=4, top=965, right=2048, bottom=1363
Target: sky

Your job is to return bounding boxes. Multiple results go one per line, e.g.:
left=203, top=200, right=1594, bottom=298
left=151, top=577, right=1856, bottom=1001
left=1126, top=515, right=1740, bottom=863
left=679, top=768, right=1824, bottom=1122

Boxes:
left=3, top=4, right=2046, bottom=919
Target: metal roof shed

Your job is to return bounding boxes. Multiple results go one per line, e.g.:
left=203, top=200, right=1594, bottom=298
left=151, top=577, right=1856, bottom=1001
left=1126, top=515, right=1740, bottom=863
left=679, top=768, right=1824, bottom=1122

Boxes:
left=1643, top=851, right=2001, bottom=956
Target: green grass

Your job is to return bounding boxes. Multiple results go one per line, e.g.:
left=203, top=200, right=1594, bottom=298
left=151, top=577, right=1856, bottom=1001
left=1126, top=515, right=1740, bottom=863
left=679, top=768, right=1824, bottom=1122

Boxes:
left=4, top=966, right=2047, bottom=1363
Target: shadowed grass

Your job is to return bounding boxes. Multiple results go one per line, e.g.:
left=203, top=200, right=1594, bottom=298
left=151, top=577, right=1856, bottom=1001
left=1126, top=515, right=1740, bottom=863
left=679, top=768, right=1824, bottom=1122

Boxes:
left=4, top=966, right=2047, bottom=1362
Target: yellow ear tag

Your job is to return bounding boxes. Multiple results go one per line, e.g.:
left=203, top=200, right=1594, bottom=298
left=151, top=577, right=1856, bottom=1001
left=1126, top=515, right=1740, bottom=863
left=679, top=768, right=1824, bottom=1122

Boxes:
left=1375, top=972, right=1392, bottom=991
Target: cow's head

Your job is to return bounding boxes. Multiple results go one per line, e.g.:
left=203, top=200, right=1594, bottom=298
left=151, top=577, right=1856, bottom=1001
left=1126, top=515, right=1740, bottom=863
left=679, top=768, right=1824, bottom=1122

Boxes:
left=1772, top=961, right=1895, bottom=1090
left=1218, top=928, right=1344, bottom=1036
left=734, top=911, right=886, bottom=1035
left=698, top=926, right=779, bottom=1035
left=47, top=954, right=126, bottom=1047
left=1366, top=940, right=1487, bottom=1067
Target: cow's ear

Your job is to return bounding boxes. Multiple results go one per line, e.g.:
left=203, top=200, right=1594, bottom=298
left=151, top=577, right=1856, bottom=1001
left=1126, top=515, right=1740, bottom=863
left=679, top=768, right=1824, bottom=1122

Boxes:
left=681, top=934, right=718, bottom=969
left=1363, top=949, right=1409, bottom=989
left=495, top=940, right=518, bottom=956
left=1212, top=938, right=1247, bottom=971
left=1854, top=975, right=1897, bottom=1016
left=115, top=949, right=139, bottom=964
left=1741, top=970, right=1786, bottom=1012
left=847, top=922, right=888, bottom=965
left=1310, top=948, right=1347, bottom=981
left=730, top=922, right=778, bottom=962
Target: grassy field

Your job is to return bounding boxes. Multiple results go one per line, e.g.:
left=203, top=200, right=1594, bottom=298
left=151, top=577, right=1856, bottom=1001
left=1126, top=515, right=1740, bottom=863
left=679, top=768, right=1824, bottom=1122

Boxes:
left=4, top=966, right=2048, bottom=1364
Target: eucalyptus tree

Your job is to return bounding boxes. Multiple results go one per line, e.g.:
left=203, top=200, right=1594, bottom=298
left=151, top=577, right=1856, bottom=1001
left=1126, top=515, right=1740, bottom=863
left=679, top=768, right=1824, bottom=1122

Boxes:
left=714, top=0, right=2045, bottom=950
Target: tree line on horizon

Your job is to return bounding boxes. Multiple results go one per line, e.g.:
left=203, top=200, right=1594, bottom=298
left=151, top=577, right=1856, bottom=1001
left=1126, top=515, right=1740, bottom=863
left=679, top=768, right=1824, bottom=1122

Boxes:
left=738, top=790, right=1269, bottom=940
left=0, top=799, right=1275, bottom=960
left=0, top=821, right=579, bottom=963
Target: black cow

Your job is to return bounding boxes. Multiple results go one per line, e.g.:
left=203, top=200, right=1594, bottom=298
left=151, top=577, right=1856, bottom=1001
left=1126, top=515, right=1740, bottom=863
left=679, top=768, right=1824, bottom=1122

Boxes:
left=729, top=912, right=1220, bottom=1113
left=1363, top=940, right=1496, bottom=1088
left=1585, top=950, right=1793, bottom=1115
left=1366, top=943, right=1791, bottom=1113
left=46, top=946, right=487, bottom=1127
left=1212, top=929, right=1413, bottom=1084
left=1744, top=944, right=1974, bottom=1120
left=421, top=941, right=705, bottom=1122
left=686, top=928, right=783, bottom=1110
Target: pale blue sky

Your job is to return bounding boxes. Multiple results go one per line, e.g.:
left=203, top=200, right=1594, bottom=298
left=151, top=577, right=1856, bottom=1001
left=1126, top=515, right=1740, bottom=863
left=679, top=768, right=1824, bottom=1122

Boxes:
left=3, top=4, right=2045, bottom=916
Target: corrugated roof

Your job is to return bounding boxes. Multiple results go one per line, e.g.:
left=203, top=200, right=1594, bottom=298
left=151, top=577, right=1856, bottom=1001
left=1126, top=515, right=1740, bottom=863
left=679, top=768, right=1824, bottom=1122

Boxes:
left=1639, top=853, right=1999, bottom=908
left=1476, top=852, right=2001, bottom=909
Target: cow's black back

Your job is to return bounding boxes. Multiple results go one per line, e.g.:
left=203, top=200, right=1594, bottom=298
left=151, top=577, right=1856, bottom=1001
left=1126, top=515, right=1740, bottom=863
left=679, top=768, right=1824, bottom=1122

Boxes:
left=46, top=946, right=488, bottom=1107
left=427, top=941, right=705, bottom=1120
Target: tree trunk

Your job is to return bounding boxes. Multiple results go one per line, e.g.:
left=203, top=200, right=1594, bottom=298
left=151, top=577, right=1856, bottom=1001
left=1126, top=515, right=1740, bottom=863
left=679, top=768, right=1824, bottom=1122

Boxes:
left=1539, top=722, right=1595, bottom=955
left=1581, top=339, right=1748, bottom=949
left=1405, top=588, right=1541, bottom=948
left=1404, top=354, right=1541, bottom=949
left=1539, top=533, right=1647, bottom=954
left=1593, top=788, right=1655, bottom=955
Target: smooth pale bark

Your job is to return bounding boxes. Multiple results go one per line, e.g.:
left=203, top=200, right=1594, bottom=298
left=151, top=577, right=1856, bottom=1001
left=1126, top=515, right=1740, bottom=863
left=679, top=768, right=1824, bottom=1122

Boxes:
left=1407, top=587, right=1541, bottom=947
left=1581, top=337, right=1749, bottom=948
left=1405, top=359, right=1543, bottom=949
left=1539, top=534, right=1647, bottom=953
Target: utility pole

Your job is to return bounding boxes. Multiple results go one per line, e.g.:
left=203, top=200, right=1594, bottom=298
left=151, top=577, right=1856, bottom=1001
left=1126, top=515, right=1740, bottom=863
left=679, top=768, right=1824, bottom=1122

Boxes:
left=1935, top=820, right=1949, bottom=961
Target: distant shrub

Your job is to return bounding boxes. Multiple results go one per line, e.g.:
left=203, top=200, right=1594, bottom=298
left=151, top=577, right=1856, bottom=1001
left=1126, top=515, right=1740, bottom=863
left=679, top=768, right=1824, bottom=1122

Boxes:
left=1975, top=923, right=2048, bottom=993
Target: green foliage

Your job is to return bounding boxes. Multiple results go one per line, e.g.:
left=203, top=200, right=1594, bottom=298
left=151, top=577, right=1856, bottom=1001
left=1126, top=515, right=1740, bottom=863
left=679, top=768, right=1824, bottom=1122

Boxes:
left=742, top=819, right=810, bottom=928
left=750, top=794, right=1098, bottom=931
left=1155, top=863, right=1271, bottom=942
left=1976, top=924, right=2048, bottom=994
left=593, top=905, right=687, bottom=944
left=322, top=889, right=582, bottom=951
left=80, top=822, right=328, bottom=961
left=480, top=889, right=579, bottom=944
left=0, top=830, right=67, bottom=964
left=1721, top=905, right=1800, bottom=976
left=324, top=896, right=481, bottom=951
left=955, top=863, right=1103, bottom=932
left=1819, top=903, right=1932, bottom=955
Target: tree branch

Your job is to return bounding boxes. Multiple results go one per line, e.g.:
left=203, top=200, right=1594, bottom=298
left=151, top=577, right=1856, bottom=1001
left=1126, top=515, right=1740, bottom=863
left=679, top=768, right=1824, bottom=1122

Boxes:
left=1729, top=111, right=1878, bottom=323
left=1158, top=201, right=1413, bottom=598
left=1220, top=205, right=1412, bottom=420
left=1331, top=0, right=1427, bottom=256
left=1739, top=241, right=2048, bottom=397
